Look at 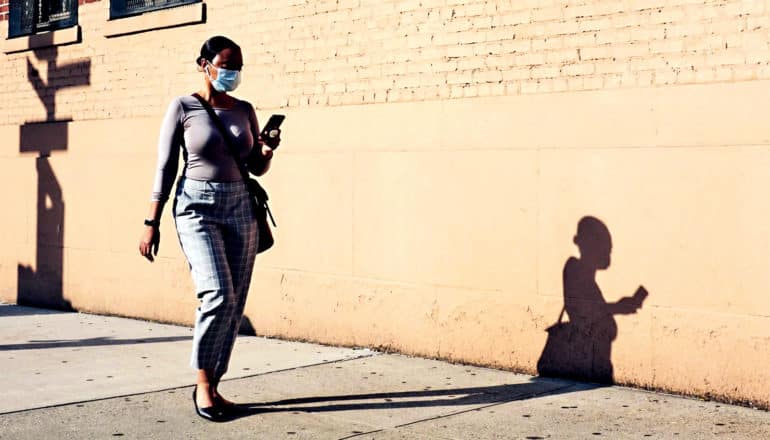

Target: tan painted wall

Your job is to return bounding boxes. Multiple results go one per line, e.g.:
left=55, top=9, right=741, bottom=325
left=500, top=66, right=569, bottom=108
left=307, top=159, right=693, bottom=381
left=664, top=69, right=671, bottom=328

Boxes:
left=1, top=1, right=769, bottom=408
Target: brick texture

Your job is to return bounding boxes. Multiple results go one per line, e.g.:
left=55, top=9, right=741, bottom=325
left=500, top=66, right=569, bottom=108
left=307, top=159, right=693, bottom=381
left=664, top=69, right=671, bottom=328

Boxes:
left=2, top=0, right=770, bottom=124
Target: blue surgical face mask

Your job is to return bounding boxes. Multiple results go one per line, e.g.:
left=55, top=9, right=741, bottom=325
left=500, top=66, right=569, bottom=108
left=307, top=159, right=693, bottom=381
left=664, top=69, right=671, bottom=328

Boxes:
left=206, top=62, right=241, bottom=92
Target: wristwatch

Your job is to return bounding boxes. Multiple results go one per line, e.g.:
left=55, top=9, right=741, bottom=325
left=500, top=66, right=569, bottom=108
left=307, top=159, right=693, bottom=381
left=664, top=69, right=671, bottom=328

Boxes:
left=144, top=219, right=160, bottom=227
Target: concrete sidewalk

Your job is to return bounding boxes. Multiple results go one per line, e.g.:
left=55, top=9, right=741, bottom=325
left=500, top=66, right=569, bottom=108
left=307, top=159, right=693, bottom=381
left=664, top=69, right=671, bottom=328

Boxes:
left=1, top=303, right=768, bottom=439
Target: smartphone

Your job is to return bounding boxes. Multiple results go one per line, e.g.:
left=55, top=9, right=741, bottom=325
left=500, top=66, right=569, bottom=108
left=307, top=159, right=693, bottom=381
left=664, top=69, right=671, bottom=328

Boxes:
left=632, top=286, right=649, bottom=305
left=260, top=114, right=285, bottom=145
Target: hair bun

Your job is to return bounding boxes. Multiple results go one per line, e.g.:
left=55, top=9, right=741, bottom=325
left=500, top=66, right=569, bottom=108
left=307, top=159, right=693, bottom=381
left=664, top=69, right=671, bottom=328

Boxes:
left=197, top=36, right=240, bottom=66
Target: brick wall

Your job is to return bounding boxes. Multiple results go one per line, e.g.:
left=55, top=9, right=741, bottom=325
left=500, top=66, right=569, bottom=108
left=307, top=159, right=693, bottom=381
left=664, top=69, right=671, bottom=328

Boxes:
left=2, top=0, right=770, bottom=124
left=261, top=0, right=769, bottom=103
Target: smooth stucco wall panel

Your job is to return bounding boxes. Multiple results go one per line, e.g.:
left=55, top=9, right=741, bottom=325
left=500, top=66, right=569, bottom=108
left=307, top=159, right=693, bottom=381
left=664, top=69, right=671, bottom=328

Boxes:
left=0, top=155, right=44, bottom=305
left=245, top=269, right=442, bottom=350
left=352, top=150, right=539, bottom=291
left=50, top=155, right=111, bottom=252
left=258, top=153, right=354, bottom=276
left=437, top=92, right=662, bottom=151
left=65, top=117, right=160, bottom=156
left=244, top=268, right=559, bottom=371
left=0, top=249, right=19, bottom=301
left=428, top=284, right=561, bottom=370
left=0, top=125, right=21, bottom=157
left=0, top=244, right=29, bottom=302
left=105, top=155, right=184, bottom=256
left=604, top=310, right=657, bottom=387
left=278, top=100, right=446, bottom=153
left=0, top=157, right=36, bottom=247
left=3, top=81, right=770, bottom=407
left=649, top=82, right=770, bottom=148
left=284, top=81, right=770, bottom=154
left=64, top=247, right=195, bottom=324
left=284, top=92, right=660, bottom=153
left=648, top=307, right=770, bottom=405
left=538, top=146, right=770, bottom=317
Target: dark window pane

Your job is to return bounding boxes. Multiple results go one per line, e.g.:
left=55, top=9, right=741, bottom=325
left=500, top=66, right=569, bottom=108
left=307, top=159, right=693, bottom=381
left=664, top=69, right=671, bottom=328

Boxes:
left=9, top=0, right=77, bottom=38
left=48, top=0, right=72, bottom=21
left=110, top=0, right=200, bottom=20
left=9, top=0, right=36, bottom=37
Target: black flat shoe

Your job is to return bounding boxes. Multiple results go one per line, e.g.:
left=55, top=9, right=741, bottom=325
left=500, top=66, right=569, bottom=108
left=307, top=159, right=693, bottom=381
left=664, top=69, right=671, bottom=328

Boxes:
left=214, top=394, right=237, bottom=409
left=193, top=387, right=225, bottom=422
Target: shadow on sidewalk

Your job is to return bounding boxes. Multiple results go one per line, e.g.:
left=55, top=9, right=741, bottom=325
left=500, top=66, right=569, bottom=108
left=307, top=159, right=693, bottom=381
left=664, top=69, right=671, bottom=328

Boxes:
left=0, top=304, right=68, bottom=317
left=225, top=377, right=600, bottom=419
left=0, top=335, right=192, bottom=351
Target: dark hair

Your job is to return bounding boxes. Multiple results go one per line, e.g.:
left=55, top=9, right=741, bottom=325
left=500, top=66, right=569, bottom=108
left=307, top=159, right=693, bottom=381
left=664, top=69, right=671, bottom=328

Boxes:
left=196, top=36, right=241, bottom=66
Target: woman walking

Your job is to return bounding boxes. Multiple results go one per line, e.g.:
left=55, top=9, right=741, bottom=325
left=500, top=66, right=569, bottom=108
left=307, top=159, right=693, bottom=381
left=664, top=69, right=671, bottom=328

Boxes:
left=138, top=36, right=279, bottom=421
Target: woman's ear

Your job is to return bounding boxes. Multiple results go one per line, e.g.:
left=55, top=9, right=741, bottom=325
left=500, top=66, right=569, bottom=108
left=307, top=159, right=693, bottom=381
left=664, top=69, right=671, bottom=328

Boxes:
left=196, top=57, right=207, bottom=72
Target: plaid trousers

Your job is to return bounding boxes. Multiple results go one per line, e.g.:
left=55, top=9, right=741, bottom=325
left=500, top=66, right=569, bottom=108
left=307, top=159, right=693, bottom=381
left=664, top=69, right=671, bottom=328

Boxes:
left=173, top=177, right=258, bottom=378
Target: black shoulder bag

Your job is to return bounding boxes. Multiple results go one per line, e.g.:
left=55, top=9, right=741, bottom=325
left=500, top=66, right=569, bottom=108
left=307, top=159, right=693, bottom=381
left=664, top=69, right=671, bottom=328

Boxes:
left=192, top=93, right=276, bottom=253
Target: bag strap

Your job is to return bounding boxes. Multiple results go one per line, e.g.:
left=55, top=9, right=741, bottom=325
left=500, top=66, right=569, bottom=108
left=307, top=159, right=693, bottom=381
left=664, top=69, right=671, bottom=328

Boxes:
left=191, top=93, right=250, bottom=183
left=191, top=93, right=276, bottom=227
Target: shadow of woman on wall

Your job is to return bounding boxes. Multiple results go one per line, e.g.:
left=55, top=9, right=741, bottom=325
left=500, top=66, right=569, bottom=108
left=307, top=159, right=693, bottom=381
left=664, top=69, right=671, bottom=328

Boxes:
left=537, top=216, right=649, bottom=384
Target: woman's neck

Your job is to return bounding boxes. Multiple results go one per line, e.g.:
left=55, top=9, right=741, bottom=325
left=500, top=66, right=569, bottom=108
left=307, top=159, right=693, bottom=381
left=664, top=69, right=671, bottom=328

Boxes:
left=197, top=86, right=233, bottom=108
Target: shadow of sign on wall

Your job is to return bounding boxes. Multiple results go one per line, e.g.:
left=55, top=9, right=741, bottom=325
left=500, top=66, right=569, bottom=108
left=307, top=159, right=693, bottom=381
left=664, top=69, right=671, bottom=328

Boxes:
left=17, top=34, right=90, bottom=310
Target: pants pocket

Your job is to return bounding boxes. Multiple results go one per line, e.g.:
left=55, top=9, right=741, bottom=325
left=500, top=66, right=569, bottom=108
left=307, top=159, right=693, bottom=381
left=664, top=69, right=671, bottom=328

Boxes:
left=175, top=186, right=215, bottom=218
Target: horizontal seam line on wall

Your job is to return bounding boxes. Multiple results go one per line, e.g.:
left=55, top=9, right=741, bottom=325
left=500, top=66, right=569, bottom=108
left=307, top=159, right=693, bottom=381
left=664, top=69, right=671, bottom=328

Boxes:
left=269, top=144, right=770, bottom=153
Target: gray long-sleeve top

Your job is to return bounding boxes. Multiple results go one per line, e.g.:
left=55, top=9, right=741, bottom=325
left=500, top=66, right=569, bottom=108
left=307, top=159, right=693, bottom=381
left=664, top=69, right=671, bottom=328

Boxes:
left=150, top=95, right=258, bottom=202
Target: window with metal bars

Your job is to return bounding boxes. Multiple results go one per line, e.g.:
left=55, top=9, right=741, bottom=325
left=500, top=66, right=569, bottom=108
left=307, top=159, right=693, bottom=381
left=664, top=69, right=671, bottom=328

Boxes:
left=110, top=0, right=201, bottom=20
left=8, top=0, right=78, bottom=38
